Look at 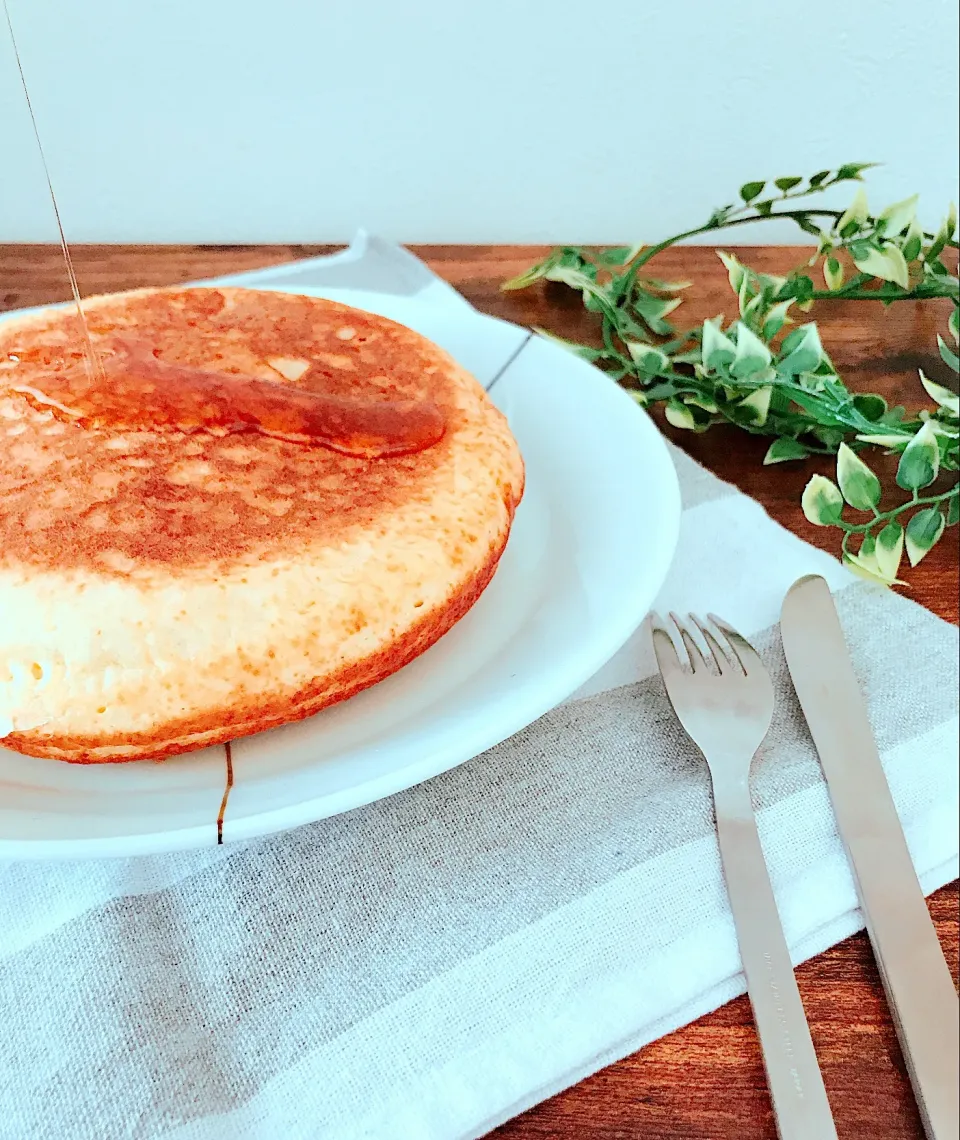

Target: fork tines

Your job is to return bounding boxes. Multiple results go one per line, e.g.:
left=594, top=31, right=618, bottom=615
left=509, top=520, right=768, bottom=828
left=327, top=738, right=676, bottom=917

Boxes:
left=651, top=611, right=759, bottom=676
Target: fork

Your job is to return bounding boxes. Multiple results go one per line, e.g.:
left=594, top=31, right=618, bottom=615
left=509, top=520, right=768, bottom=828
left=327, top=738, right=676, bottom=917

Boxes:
left=651, top=611, right=838, bottom=1140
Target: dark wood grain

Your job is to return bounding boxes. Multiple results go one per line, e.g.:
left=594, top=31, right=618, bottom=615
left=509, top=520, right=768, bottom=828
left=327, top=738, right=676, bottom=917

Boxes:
left=1, top=244, right=957, bottom=1140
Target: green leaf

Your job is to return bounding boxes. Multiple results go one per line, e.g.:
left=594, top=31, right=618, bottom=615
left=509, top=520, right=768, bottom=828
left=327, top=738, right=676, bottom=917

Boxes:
left=844, top=541, right=894, bottom=584
left=533, top=328, right=609, bottom=362
left=837, top=442, right=881, bottom=510
left=781, top=274, right=815, bottom=304
left=741, top=288, right=765, bottom=323
left=852, top=393, right=888, bottom=421
left=845, top=532, right=906, bottom=586
left=502, top=251, right=562, bottom=291
left=875, top=521, right=905, bottom=581
left=808, top=170, right=831, bottom=188
left=642, top=277, right=694, bottom=293
left=902, top=219, right=924, bottom=263
left=925, top=204, right=956, bottom=262
left=877, top=194, right=918, bottom=236
left=836, top=162, right=876, bottom=181
left=684, top=392, right=718, bottom=413
left=738, top=385, right=772, bottom=425
left=925, top=232, right=950, bottom=264
left=778, top=323, right=824, bottom=374
left=802, top=474, right=844, bottom=526
left=896, top=421, right=941, bottom=490
left=764, top=437, right=811, bottom=464
left=882, top=403, right=908, bottom=425
left=949, top=306, right=958, bottom=343
left=931, top=418, right=960, bottom=440
left=664, top=399, right=697, bottom=431
left=930, top=383, right=960, bottom=418
left=754, top=200, right=774, bottom=217
left=701, top=319, right=737, bottom=371
left=762, top=299, right=794, bottom=340
left=617, top=309, right=658, bottom=343
left=731, top=323, right=773, bottom=378
left=852, top=245, right=910, bottom=289
left=543, top=263, right=607, bottom=302
left=816, top=428, right=846, bottom=449
left=707, top=206, right=734, bottom=227
left=902, top=235, right=923, bottom=264
left=857, top=431, right=913, bottom=448
left=778, top=326, right=806, bottom=354
left=626, top=341, right=670, bottom=375
left=717, top=250, right=748, bottom=294
left=823, top=256, right=844, bottom=291
left=644, top=380, right=682, bottom=402
left=905, top=508, right=946, bottom=566
left=774, top=176, right=803, bottom=192
left=632, top=288, right=683, bottom=334
left=595, top=246, right=633, bottom=267
left=948, top=492, right=960, bottom=526
left=883, top=246, right=911, bottom=290
left=757, top=271, right=788, bottom=297
left=740, top=180, right=766, bottom=204
left=938, top=334, right=960, bottom=374
left=837, top=187, right=869, bottom=235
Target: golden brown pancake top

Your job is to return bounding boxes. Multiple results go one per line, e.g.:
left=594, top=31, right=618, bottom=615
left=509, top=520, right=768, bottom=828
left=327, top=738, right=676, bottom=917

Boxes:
left=0, top=287, right=470, bottom=576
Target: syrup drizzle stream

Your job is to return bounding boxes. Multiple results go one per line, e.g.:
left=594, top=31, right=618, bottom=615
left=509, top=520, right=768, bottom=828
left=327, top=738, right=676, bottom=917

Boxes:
left=217, top=741, right=234, bottom=845
left=3, top=0, right=104, bottom=384
left=4, top=10, right=442, bottom=822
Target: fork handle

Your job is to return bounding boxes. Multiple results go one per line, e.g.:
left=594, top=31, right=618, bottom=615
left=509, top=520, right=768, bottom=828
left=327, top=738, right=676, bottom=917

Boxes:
left=711, top=773, right=838, bottom=1140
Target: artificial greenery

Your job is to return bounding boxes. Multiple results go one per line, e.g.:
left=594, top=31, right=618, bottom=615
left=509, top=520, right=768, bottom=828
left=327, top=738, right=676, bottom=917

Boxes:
left=502, top=165, right=959, bottom=585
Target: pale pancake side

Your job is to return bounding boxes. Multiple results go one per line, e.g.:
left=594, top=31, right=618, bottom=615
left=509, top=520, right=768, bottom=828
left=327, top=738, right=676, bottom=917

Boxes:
left=0, top=287, right=524, bottom=761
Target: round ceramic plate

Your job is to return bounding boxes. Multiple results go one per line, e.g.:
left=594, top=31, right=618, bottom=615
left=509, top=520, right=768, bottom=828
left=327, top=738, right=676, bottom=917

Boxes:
left=0, top=288, right=680, bottom=858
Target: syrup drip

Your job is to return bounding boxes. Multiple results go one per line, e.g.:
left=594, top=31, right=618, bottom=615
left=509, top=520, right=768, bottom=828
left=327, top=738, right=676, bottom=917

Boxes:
left=13, top=339, right=446, bottom=457
left=216, top=741, right=234, bottom=845
left=4, top=0, right=104, bottom=386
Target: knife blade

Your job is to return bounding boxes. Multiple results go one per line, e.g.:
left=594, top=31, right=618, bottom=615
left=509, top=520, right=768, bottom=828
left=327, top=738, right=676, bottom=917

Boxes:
left=781, top=574, right=959, bottom=1140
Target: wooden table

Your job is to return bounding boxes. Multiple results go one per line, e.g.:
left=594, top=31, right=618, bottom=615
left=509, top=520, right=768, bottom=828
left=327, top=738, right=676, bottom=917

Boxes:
left=2, top=244, right=957, bottom=1140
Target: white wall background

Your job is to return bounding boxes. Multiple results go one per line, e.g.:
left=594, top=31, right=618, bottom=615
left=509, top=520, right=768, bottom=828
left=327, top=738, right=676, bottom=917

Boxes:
left=1, top=0, right=957, bottom=244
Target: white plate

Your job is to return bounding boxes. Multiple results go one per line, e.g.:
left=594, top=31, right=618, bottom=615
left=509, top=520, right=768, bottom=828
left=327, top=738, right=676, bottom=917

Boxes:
left=0, top=267, right=680, bottom=859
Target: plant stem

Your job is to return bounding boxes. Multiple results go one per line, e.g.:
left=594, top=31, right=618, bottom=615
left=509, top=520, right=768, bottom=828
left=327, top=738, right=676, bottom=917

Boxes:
left=623, top=208, right=956, bottom=305
left=837, top=489, right=953, bottom=533
left=625, top=210, right=845, bottom=280
left=806, top=288, right=935, bottom=301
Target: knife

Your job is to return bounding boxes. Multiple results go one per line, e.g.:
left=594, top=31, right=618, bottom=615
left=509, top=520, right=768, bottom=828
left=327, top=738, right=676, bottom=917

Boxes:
left=781, top=574, right=959, bottom=1140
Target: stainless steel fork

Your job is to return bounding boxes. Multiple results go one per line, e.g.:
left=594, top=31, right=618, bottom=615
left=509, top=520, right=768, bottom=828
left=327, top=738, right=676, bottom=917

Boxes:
left=651, top=611, right=837, bottom=1140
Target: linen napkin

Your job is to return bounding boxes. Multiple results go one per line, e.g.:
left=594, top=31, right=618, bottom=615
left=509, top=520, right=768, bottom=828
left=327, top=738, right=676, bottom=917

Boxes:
left=0, top=238, right=957, bottom=1140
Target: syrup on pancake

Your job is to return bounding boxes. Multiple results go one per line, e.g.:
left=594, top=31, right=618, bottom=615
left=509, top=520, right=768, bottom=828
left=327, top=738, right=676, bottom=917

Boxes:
left=12, top=337, right=445, bottom=458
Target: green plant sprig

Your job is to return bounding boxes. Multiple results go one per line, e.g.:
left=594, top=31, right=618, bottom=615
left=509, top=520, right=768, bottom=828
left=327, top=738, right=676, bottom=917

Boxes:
left=502, top=165, right=959, bottom=582
left=802, top=329, right=958, bottom=582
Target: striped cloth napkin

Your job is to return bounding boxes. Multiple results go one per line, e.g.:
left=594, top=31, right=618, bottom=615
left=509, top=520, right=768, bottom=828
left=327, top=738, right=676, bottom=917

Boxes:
left=0, top=240, right=956, bottom=1140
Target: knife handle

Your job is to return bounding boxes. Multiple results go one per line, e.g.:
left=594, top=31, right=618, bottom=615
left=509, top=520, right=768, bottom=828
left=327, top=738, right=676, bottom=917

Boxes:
left=711, top=776, right=838, bottom=1140
left=840, top=815, right=959, bottom=1140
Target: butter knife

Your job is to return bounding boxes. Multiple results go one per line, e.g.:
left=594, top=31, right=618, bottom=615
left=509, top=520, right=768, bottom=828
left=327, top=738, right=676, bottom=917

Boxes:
left=781, top=574, right=959, bottom=1140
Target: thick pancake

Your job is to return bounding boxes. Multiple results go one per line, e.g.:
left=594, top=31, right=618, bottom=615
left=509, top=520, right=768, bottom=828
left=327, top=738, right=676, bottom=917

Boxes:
left=0, top=287, right=524, bottom=762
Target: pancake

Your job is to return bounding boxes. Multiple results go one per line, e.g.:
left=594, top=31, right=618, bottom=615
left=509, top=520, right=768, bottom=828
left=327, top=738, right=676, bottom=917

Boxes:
left=0, top=286, right=524, bottom=762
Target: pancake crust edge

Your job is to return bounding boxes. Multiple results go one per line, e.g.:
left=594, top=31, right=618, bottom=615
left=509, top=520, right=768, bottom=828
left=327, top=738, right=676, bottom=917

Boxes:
left=0, top=286, right=524, bottom=762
